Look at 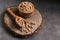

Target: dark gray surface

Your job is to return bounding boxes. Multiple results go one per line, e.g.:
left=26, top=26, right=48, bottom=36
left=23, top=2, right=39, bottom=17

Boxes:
left=0, top=0, right=60, bottom=40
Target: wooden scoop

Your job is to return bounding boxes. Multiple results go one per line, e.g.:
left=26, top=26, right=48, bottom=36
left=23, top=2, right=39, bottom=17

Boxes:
left=6, top=8, right=33, bottom=33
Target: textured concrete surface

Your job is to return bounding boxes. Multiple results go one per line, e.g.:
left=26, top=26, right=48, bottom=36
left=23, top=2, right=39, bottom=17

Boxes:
left=0, top=0, right=60, bottom=40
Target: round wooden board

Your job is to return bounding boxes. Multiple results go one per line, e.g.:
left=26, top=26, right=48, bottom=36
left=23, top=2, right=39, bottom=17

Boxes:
left=3, top=9, right=42, bottom=37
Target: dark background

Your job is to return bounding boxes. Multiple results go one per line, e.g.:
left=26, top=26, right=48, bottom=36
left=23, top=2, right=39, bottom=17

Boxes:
left=0, top=0, right=60, bottom=40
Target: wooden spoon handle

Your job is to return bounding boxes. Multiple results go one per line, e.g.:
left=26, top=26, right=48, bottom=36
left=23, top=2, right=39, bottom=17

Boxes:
left=6, top=8, right=17, bottom=18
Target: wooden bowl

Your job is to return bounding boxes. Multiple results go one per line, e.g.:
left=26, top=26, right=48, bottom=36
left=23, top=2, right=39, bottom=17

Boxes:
left=18, top=2, right=34, bottom=18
